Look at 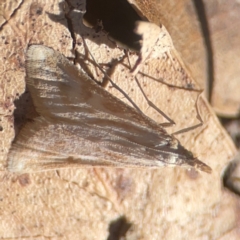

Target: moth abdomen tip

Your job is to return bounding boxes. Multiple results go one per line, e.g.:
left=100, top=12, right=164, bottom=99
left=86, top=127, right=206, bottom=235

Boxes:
left=194, top=158, right=212, bottom=174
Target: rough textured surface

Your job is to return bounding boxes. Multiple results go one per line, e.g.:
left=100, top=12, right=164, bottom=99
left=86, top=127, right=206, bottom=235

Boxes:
left=0, top=0, right=238, bottom=239
left=130, top=0, right=207, bottom=93
left=132, top=0, right=240, bottom=116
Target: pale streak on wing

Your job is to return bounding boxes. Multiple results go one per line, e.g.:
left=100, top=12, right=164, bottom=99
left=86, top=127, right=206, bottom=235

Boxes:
left=7, top=45, right=211, bottom=173
left=8, top=117, right=164, bottom=172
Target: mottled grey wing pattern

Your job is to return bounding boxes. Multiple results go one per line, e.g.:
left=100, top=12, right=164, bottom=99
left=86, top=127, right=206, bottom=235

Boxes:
left=7, top=45, right=211, bottom=173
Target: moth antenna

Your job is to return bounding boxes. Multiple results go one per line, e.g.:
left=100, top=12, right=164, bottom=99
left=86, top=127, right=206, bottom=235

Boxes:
left=172, top=91, right=204, bottom=135
left=193, top=158, right=212, bottom=174
left=124, top=48, right=205, bottom=135
left=137, top=70, right=202, bottom=92
left=82, top=37, right=143, bottom=114
left=124, top=49, right=174, bottom=126
left=134, top=75, right=175, bottom=128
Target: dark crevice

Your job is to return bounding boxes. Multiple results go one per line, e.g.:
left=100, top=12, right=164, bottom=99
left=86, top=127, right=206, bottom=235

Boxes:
left=84, top=0, right=142, bottom=51
left=220, top=116, right=240, bottom=149
left=107, top=216, right=132, bottom=240
left=222, top=154, right=240, bottom=196
left=193, top=0, right=214, bottom=102
left=48, top=0, right=143, bottom=53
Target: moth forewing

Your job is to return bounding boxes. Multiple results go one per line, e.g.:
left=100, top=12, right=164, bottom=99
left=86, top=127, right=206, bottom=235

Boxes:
left=7, top=45, right=211, bottom=174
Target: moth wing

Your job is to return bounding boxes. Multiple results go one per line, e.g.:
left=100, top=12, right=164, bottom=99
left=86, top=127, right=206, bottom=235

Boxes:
left=8, top=117, right=164, bottom=172
left=25, top=45, right=172, bottom=148
left=26, top=45, right=167, bottom=133
left=8, top=45, right=211, bottom=173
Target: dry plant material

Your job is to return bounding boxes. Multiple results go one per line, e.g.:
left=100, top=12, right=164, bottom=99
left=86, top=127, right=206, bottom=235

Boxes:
left=0, top=1, right=238, bottom=239
left=130, top=0, right=240, bottom=117
left=7, top=45, right=211, bottom=173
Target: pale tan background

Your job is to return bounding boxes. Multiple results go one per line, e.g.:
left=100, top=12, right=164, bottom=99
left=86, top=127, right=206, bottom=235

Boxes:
left=0, top=0, right=239, bottom=239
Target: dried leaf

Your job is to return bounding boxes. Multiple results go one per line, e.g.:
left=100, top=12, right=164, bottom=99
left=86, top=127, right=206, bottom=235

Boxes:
left=130, top=0, right=240, bottom=116
left=0, top=0, right=238, bottom=239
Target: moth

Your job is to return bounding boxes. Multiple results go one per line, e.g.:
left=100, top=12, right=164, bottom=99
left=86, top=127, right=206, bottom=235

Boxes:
left=7, top=45, right=211, bottom=173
